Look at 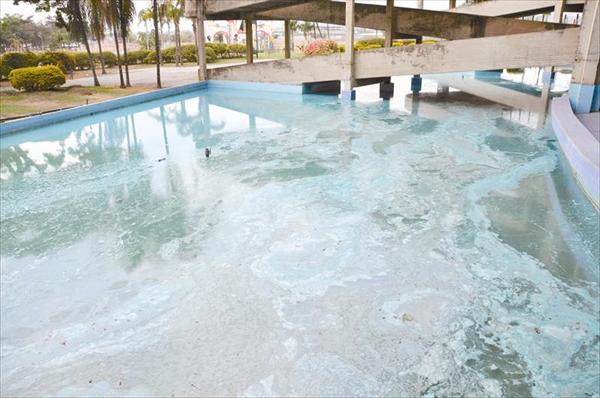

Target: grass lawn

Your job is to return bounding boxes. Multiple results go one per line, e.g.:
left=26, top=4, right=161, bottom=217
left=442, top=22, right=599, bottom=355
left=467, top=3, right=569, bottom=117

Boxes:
left=0, top=85, right=153, bottom=120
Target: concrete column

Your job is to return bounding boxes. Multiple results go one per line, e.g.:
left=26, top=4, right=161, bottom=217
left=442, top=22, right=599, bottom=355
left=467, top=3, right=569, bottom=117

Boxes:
left=284, top=20, right=291, bottom=59
left=384, top=0, right=394, bottom=48
left=411, top=0, right=424, bottom=95
left=541, top=0, right=565, bottom=104
left=448, top=0, right=456, bottom=8
left=341, top=0, right=356, bottom=100
left=569, top=0, right=599, bottom=113
left=195, top=0, right=207, bottom=81
left=245, top=19, right=254, bottom=64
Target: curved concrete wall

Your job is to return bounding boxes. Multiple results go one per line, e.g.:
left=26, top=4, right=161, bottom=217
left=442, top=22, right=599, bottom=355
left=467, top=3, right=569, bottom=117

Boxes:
left=551, top=94, right=600, bottom=210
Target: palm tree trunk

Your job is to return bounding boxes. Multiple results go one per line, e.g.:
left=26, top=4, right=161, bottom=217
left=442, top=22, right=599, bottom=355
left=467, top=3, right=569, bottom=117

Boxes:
left=82, top=30, right=100, bottom=86
left=153, top=0, right=161, bottom=88
left=144, top=20, right=150, bottom=50
left=175, top=20, right=181, bottom=66
left=120, top=28, right=131, bottom=86
left=96, top=32, right=106, bottom=74
left=112, top=24, right=125, bottom=88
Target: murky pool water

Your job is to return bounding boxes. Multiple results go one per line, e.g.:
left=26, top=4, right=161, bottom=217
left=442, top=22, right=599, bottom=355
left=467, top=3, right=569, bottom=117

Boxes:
left=1, top=76, right=598, bottom=397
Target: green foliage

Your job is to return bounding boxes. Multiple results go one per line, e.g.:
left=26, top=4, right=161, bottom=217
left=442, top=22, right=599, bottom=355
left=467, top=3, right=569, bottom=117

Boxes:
left=143, top=50, right=157, bottom=64
left=0, top=52, right=39, bottom=79
left=99, top=51, right=117, bottom=67
left=8, top=65, right=66, bottom=91
left=127, top=50, right=151, bottom=64
left=205, top=47, right=217, bottom=62
left=206, top=42, right=228, bottom=58
left=181, top=44, right=197, bottom=62
left=161, top=46, right=176, bottom=63
left=73, top=52, right=92, bottom=69
left=37, top=51, right=76, bottom=73
left=228, top=44, right=245, bottom=57
left=355, top=38, right=384, bottom=47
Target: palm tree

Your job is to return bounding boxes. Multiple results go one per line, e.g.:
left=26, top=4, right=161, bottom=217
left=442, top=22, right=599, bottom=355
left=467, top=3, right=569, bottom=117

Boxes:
left=152, top=0, right=161, bottom=88
left=165, top=0, right=183, bottom=66
left=138, top=8, right=153, bottom=50
left=117, top=0, right=135, bottom=86
left=18, top=0, right=99, bottom=85
left=106, top=0, right=125, bottom=87
left=88, top=0, right=107, bottom=74
left=64, top=0, right=100, bottom=86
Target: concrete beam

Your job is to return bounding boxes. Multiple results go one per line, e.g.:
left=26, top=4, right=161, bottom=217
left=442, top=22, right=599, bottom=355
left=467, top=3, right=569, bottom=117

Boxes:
left=253, top=1, right=571, bottom=40
left=208, top=28, right=579, bottom=84
left=205, top=0, right=304, bottom=15
left=354, top=28, right=579, bottom=80
left=450, top=0, right=584, bottom=17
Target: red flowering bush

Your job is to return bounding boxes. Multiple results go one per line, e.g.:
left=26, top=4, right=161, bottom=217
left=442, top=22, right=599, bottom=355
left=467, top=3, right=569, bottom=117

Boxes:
left=303, top=39, right=339, bottom=56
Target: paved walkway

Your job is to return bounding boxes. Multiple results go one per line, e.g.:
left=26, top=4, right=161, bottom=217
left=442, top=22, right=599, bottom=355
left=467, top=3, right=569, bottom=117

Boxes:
left=65, top=60, right=269, bottom=88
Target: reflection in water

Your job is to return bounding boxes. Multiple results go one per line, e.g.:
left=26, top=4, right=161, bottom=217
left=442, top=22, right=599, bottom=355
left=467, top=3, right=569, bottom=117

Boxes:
left=0, top=81, right=598, bottom=397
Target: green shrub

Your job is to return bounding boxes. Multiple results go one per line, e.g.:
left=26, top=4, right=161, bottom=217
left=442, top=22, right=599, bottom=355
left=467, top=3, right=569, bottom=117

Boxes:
left=206, top=42, right=228, bottom=58
left=228, top=44, right=245, bottom=57
left=99, top=51, right=117, bottom=67
left=364, top=44, right=382, bottom=49
left=205, top=47, right=217, bottom=62
left=8, top=65, right=66, bottom=91
left=0, top=52, right=38, bottom=79
left=127, top=50, right=151, bottom=64
left=143, top=50, right=157, bottom=64
left=161, top=47, right=176, bottom=63
left=181, top=44, right=197, bottom=62
left=37, top=51, right=76, bottom=73
left=356, top=38, right=384, bottom=47
left=73, top=52, right=93, bottom=69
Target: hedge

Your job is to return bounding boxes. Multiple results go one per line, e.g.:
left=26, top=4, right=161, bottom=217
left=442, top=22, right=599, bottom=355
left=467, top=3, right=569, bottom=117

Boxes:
left=8, top=65, right=66, bottom=91
left=0, top=52, right=39, bottom=79
left=37, top=51, right=76, bottom=73
left=127, top=50, right=151, bottom=64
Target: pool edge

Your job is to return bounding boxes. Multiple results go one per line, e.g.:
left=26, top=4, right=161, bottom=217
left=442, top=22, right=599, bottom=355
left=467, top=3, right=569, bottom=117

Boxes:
left=551, top=94, right=600, bottom=211
left=0, top=80, right=303, bottom=136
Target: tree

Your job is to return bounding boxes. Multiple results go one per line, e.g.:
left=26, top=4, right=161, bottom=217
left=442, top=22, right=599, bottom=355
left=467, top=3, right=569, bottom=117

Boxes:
left=164, top=0, right=183, bottom=66
left=152, top=0, right=161, bottom=88
left=106, top=0, right=125, bottom=87
left=88, top=0, right=107, bottom=74
left=138, top=7, right=153, bottom=50
left=18, top=0, right=100, bottom=85
left=117, top=0, right=135, bottom=86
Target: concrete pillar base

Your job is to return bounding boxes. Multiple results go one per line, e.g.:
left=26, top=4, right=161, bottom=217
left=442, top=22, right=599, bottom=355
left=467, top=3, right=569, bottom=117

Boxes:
left=569, top=84, right=600, bottom=113
left=341, top=89, right=356, bottom=101
left=411, top=76, right=422, bottom=94
left=379, top=82, right=394, bottom=99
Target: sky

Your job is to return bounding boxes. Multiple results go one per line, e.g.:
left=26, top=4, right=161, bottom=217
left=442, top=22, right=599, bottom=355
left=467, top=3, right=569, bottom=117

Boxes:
left=0, top=0, right=461, bottom=28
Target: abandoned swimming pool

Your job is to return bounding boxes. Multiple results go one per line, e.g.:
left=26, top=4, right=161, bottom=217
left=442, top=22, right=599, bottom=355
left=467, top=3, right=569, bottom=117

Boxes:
left=1, top=78, right=598, bottom=396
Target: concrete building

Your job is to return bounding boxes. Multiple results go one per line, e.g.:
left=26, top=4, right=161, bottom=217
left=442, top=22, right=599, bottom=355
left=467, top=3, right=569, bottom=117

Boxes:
left=184, top=0, right=599, bottom=207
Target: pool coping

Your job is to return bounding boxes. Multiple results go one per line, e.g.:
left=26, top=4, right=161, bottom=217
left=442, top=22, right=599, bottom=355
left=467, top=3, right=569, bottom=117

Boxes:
left=551, top=94, right=600, bottom=210
left=0, top=80, right=303, bottom=136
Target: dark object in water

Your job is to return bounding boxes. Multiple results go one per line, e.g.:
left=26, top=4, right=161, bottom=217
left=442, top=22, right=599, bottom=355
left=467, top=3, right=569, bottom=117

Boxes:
left=205, top=148, right=211, bottom=158
left=157, top=157, right=166, bottom=162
